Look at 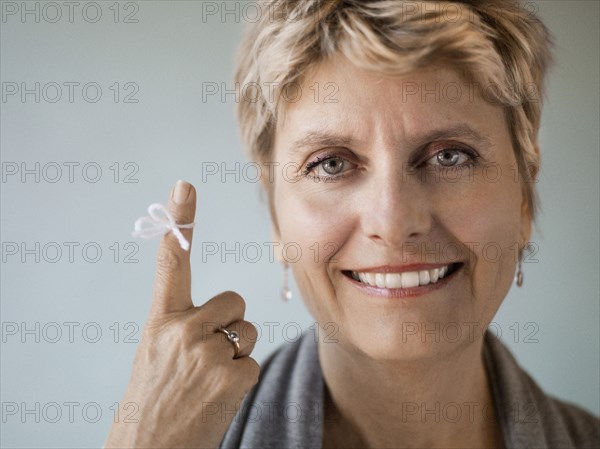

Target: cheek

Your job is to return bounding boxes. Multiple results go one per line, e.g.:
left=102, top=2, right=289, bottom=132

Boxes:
left=440, top=173, right=523, bottom=306
left=276, top=184, right=355, bottom=256
left=275, top=186, right=355, bottom=318
left=476, top=173, right=523, bottom=254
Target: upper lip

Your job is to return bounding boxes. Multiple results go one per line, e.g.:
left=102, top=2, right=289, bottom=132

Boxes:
left=347, top=263, right=461, bottom=273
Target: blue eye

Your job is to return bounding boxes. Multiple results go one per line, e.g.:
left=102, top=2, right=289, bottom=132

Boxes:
left=318, top=157, right=345, bottom=174
left=426, top=148, right=478, bottom=168
left=303, top=155, right=356, bottom=180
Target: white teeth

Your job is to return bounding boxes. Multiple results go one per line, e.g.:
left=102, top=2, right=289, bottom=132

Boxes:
left=364, top=273, right=376, bottom=286
left=439, top=266, right=448, bottom=278
left=401, top=271, right=420, bottom=288
left=385, top=273, right=402, bottom=288
left=350, top=264, right=455, bottom=288
left=418, top=270, right=430, bottom=285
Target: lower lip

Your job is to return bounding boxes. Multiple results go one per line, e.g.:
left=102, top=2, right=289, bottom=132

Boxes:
left=343, top=264, right=463, bottom=299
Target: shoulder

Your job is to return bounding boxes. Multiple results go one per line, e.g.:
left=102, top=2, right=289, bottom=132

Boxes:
left=547, top=395, right=600, bottom=448
left=484, top=334, right=600, bottom=448
left=218, top=329, right=323, bottom=449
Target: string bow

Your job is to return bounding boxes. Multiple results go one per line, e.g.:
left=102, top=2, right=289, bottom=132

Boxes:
left=132, top=203, right=195, bottom=251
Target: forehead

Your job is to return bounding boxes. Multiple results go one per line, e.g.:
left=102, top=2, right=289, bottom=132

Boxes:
left=274, top=56, right=507, bottom=153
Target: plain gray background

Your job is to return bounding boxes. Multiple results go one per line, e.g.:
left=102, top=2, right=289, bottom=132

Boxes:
left=1, top=1, right=598, bottom=447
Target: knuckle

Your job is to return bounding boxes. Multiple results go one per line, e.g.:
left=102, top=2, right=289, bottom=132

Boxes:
left=221, top=290, right=246, bottom=313
left=241, top=321, right=259, bottom=343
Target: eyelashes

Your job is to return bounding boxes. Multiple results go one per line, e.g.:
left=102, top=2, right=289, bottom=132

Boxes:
left=425, top=147, right=480, bottom=170
left=301, top=147, right=480, bottom=182
left=302, top=154, right=356, bottom=180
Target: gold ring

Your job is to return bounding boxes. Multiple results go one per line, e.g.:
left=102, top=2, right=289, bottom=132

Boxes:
left=217, top=327, right=241, bottom=359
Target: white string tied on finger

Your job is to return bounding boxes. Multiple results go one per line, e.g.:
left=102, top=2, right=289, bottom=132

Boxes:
left=132, top=203, right=195, bottom=251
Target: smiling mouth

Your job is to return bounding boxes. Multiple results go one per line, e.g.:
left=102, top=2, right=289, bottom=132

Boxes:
left=342, top=263, right=463, bottom=289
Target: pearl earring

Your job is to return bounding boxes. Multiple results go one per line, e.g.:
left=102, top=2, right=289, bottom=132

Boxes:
left=515, top=245, right=526, bottom=287
left=515, top=257, right=524, bottom=287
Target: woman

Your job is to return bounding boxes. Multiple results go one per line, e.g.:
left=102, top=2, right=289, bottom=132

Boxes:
left=106, top=1, right=599, bottom=448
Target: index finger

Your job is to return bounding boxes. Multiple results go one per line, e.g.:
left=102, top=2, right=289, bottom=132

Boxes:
left=151, top=180, right=197, bottom=315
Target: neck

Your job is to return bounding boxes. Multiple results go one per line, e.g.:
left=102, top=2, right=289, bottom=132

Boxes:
left=319, top=337, right=504, bottom=449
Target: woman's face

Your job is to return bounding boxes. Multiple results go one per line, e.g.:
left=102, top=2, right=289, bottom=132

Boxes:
left=269, top=57, right=532, bottom=361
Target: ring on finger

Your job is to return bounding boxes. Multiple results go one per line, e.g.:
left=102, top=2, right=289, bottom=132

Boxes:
left=217, top=327, right=241, bottom=359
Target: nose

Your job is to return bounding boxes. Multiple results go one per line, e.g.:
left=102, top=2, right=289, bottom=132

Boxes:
left=359, top=159, right=432, bottom=248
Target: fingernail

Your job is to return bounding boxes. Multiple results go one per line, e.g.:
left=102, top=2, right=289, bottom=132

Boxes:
left=173, top=180, right=190, bottom=205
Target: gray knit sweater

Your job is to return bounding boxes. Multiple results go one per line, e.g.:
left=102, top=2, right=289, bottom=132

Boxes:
left=219, top=330, right=599, bottom=448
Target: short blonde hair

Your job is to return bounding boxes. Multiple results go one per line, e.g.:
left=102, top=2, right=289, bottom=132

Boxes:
left=234, top=0, right=554, bottom=223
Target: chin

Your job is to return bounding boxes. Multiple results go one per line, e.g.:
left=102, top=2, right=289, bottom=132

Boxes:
left=338, top=320, right=481, bottom=365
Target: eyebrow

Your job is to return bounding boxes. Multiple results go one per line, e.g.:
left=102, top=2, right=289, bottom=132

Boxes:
left=407, top=124, right=494, bottom=149
left=287, top=131, right=359, bottom=157
left=287, top=123, right=494, bottom=157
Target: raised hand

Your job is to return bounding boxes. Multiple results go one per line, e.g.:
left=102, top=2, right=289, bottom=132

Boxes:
left=105, top=180, right=260, bottom=449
